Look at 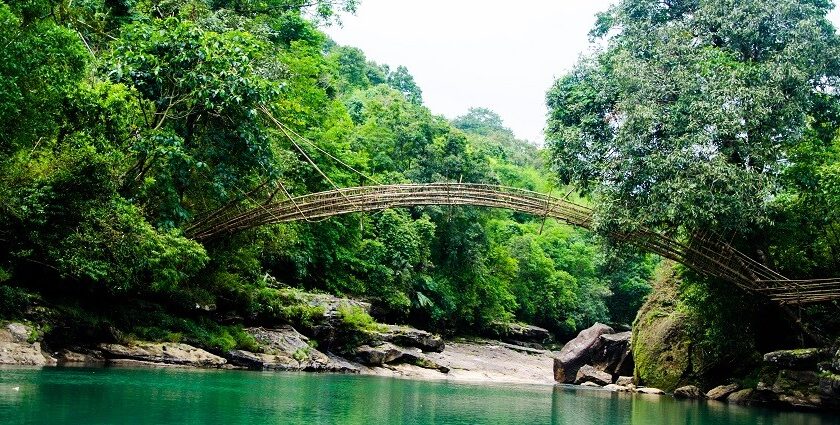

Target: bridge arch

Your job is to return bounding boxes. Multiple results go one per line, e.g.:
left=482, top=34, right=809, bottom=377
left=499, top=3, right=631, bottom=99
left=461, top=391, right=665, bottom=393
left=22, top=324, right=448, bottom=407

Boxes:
left=186, top=183, right=840, bottom=305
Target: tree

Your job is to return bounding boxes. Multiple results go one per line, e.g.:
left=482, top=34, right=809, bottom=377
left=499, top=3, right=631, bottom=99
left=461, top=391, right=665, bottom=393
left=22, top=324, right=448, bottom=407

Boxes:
left=546, top=0, right=840, bottom=239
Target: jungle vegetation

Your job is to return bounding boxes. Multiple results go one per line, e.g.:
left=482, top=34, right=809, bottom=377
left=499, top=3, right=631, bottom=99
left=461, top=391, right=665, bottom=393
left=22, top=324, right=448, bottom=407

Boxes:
left=0, top=0, right=653, bottom=348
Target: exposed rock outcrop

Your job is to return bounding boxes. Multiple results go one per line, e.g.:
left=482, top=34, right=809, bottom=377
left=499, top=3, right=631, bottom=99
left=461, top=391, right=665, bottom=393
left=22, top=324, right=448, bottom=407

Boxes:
left=0, top=322, right=56, bottom=366
left=227, top=326, right=358, bottom=372
left=553, top=322, right=614, bottom=383
left=374, top=325, right=444, bottom=353
left=98, top=342, right=226, bottom=367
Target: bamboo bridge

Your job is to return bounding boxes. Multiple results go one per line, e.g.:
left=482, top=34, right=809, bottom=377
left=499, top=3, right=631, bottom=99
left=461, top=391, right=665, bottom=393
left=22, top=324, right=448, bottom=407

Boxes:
left=186, top=182, right=840, bottom=306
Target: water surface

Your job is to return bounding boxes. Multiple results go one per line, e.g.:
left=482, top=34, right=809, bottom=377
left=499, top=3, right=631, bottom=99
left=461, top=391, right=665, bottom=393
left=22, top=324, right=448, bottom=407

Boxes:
left=0, top=367, right=837, bottom=424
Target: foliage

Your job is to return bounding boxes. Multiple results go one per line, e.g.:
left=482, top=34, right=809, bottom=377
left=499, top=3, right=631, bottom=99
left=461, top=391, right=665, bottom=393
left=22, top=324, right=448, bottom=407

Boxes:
left=0, top=0, right=655, bottom=345
left=336, top=303, right=385, bottom=333
left=546, top=0, right=840, bottom=238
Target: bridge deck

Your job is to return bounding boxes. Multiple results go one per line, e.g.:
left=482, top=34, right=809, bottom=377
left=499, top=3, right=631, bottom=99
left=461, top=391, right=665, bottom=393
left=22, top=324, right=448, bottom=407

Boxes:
left=185, top=183, right=840, bottom=305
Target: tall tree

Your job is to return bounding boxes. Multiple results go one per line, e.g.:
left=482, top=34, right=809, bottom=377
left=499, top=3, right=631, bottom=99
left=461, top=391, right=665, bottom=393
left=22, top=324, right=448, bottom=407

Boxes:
left=546, top=0, right=840, bottom=241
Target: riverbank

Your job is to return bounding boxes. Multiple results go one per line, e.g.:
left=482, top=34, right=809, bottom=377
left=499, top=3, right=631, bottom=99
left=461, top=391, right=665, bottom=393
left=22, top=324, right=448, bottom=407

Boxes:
left=357, top=339, right=557, bottom=385
left=1, top=321, right=558, bottom=386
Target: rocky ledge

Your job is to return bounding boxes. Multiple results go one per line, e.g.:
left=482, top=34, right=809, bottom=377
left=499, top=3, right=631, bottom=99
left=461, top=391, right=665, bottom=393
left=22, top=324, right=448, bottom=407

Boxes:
left=0, top=323, right=56, bottom=366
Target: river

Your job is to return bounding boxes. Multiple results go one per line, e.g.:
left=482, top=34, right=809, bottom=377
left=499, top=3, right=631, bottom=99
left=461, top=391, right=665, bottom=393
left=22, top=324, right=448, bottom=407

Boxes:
left=0, top=367, right=837, bottom=424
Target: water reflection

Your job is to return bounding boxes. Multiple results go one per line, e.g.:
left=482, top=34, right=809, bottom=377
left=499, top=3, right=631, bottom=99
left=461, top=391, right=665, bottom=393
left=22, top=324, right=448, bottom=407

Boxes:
left=0, top=367, right=837, bottom=425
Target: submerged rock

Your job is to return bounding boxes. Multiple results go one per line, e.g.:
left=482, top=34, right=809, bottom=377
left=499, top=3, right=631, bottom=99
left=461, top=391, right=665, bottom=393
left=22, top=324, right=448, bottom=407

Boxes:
left=674, top=385, right=706, bottom=399
left=553, top=323, right=614, bottom=383
left=580, top=381, right=602, bottom=387
left=575, top=364, right=612, bottom=386
left=0, top=323, right=55, bottom=366
left=706, top=383, right=740, bottom=400
left=636, top=387, right=665, bottom=395
left=98, top=342, right=226, bottom=367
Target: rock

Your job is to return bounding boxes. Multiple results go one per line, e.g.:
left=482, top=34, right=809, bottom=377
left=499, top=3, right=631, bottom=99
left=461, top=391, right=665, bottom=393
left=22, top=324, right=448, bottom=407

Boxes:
left=765, top=369, right=827, bottom=409
left=491, top=322, right=553, bottom=345
left=580, top=381, right=602, bottom=387
left=397, top=347, right=450, bottom=373
left=632, top=262, right=705, bottom=392
left=55, top=349, right=105, bottom=364
left=674, top=385, right=706, bottom=399
left=616, top=376, right=634, bottom=386
left=497, top=342, right=547, bottom=355
left=553, top=323, right=614, bottom=383
left=603, top=384, right=629, bottom=392
left=234, top=326, right=355, bottom=372
left=575, top=364, right=613, bottom=386
left=98, top=342, right=226, bottom=367
left=375, top=325, right=444, bottom=353
left=227, top=349, right=299, bottom=370
left=636, top=387, right=666, bottom=395
left=763, top=349, right=822, bottom=370
left=0, top=323, right=55, bottom=366
left=323, top=353, right=362, bottom=373
left=354, top=342, right=405, bottom=366
left=591, top=331, right=633, bottom=378
left=727, top=389, right=756, bottom=404
left=6, top=323, right=30, bottom=343
left=706, top=383, right=740, bottom=400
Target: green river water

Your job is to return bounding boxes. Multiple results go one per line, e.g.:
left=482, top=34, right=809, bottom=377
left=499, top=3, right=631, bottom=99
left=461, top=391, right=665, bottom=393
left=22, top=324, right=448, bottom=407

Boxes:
left=0, top=366, right=838, bottom=424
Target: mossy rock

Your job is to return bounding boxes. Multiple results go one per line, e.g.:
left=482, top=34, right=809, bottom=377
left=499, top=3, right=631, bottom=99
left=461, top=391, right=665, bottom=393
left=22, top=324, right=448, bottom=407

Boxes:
left=631, top=262, right=700, bottom=391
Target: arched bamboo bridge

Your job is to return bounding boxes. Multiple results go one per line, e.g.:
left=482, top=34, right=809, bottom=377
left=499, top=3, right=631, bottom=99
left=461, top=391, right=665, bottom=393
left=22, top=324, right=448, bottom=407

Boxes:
left=186, top=183, right=840, bottom=305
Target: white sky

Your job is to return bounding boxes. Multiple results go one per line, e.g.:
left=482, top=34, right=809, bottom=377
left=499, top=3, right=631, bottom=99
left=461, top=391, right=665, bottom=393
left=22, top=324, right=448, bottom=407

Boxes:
left=326, top=1, right=840, bottom=145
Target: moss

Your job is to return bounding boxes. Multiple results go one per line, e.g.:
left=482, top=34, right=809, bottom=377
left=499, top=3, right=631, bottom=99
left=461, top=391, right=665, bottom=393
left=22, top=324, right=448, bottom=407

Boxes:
left=632, top=261, right=695, bottom=391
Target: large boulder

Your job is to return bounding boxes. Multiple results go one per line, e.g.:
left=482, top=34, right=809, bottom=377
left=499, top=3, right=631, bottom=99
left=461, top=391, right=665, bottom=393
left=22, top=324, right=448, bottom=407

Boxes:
left=763, top=348, right=822, bottom=370
left=591, top=331, right=633, bottom=378
left=98, top=342, right=226, bottom=367
left=553, top=323, right=614, bottom=383
left=706, top=383, right=740, bottom=400
left=574, top=364, right=612, bottom=386
left=0, top=323, right=55, bottom=366
left=632, top=263, right=702, bottom=391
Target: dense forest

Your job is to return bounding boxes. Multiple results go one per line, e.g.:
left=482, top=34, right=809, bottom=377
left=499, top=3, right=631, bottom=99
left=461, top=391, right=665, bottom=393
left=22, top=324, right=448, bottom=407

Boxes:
left=0, top=0, right=654, bottom=349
